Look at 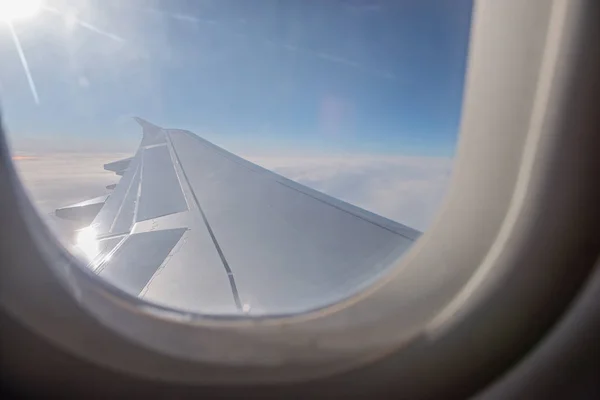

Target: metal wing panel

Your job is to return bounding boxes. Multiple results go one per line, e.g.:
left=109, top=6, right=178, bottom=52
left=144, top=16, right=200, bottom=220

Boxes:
left=87, top=236, right=125, bottom=273
left=168, top=130, right=417, bottom=315
left=104, top=157, right=132, bottom=174
left=98, top=228, right=187, bottom=297
left=109, top=166, right=140, bottom=235
left=55, top=194, right=108, bottom=223
left=139, top=214, right=240, bottom=315
left=91, top=152, right=141, bottom=236
left=136, top=145, right=188, bottom=222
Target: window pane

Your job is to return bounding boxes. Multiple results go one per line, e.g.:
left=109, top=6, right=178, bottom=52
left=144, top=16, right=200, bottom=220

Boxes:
left=5, top=0, right=472, bottom=315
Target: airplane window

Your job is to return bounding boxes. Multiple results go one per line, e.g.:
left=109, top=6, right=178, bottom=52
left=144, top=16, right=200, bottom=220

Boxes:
left=3, top=0, right=472, bottom=316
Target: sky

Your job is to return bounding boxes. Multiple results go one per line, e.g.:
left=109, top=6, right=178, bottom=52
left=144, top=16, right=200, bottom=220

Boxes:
left=3, top=0, right=473, bottom=232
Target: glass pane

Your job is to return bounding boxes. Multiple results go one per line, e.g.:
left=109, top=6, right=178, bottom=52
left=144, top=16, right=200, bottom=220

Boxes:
left=4, top=0, right=473, bottom=316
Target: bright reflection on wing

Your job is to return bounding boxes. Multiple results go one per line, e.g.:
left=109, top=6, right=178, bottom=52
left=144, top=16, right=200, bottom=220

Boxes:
left=75, top=226, right=100, bottom=264
left=74, top=226, right=117, bottom=270
left=0, top=0, right=42, bottom=22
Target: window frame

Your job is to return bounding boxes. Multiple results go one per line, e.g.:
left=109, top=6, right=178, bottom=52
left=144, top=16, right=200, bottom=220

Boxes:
left=0, top=0, right=598, bottom=397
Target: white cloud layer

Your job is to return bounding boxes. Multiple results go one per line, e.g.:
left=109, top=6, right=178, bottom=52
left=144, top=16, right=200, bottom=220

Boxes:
left=11, top=151, right=453, bottom=239
left=12, top=152, right=127, bottom=215
left=247, top=155, right=453, bottom=231
left=11, top=152, right=127, bottom=242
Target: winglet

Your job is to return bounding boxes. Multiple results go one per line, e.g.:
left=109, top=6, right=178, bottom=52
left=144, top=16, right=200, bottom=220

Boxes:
left=134, top=117, right=166, bottom=147
left=134, top=117, right=162, bottom=130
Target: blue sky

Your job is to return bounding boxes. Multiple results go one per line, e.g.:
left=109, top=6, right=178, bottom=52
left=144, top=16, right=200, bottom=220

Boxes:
left=1, top=0, right=472, bottom=156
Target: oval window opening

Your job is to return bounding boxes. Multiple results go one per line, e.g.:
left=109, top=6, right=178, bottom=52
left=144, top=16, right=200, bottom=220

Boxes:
left=4, top=0, right=472, bottom=317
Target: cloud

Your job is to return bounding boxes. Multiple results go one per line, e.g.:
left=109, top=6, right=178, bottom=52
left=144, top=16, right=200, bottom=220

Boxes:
left=12, top=152, right=126, bottom=216
left=7, top=133, right=139, bottom=154
left=11, top=151, right=452, bottom=243
left=247, top=155, right=453, bottom=231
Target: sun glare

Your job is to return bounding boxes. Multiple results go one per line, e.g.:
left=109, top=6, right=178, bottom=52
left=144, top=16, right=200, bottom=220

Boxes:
left=0, top=0, right=42, bottom=22
left=76, top=226, right=100, bottom=263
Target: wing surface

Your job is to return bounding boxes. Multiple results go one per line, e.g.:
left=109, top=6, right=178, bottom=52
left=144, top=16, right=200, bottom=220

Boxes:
left=58, top=118, right=421, bottom=316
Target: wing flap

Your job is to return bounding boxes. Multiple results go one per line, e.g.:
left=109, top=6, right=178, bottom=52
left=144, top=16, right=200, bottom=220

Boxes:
left=136, top=145, right=188, bottom=222
left=104, top=157, right=132, bottom=175
left=92, top=154, right=141, bottom=235
left=98, top=228, right=187, bottom=296
left=55, top=194, right=109, bottom=224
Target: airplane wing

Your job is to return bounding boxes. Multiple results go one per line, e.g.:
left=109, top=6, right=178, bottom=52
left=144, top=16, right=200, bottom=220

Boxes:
left=56, top=118, right=421, bottom=316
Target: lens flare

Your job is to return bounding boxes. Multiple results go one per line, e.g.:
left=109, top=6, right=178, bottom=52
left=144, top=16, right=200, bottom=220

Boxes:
left=76, top=226, right=100, bottom=262
left=0, top=0, right=42, bottom=22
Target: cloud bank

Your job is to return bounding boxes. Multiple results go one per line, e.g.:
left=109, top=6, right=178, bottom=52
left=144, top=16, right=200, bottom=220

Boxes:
left=12, top=151, right=452, bottom=240
left=248, top=155, right=452, bottom=231
left=12, top=152, right=127, bottom=215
